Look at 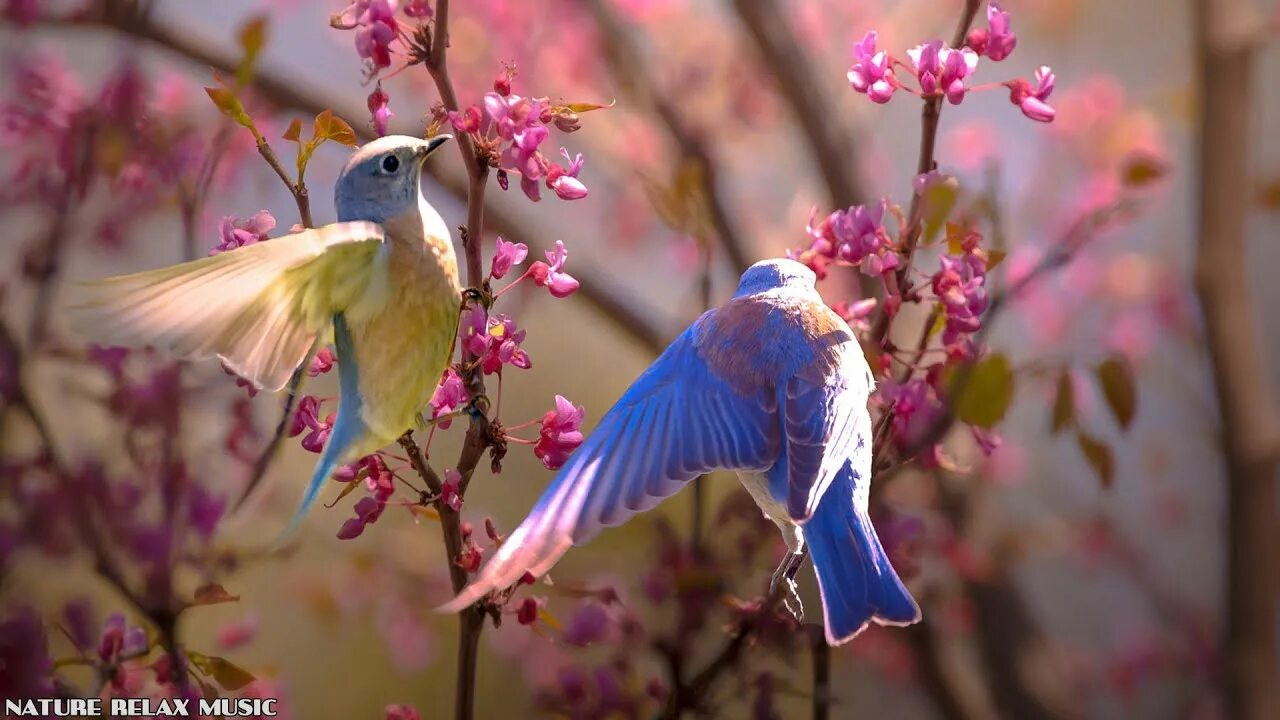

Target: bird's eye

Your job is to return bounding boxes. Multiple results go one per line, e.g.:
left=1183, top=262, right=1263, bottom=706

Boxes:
left=381, top=155, right=400, bottom=173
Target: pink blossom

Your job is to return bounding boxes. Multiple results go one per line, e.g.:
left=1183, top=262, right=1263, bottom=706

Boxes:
left=289, top=396, right=333, bottom=453
left=429, top=367, right=468, bottom=428
left=932, top=250, right=990, bottom=361
left=210, top=210, right=275, bottom=256
left=529, top=240, right=580, bottom=298
left=968, top=2, right=1017, bottom=61
left=908, top=41, right=978, bottom=105
left=490, top=237, right=528, bottom=279
left=368, top=86, right=393, bottom=137
left=546, top=148, right=589, bottom=200
left=1007, top=66, right=1056, bottom=122
left=332, top=1, right=400, bottom=70
left=563, top=602, right=610, bottom=646
left=534, top=395, right=585, bottom=470
left=308, top=347, right=336, bottom=377
left=848, top=31, right=896, bottom=104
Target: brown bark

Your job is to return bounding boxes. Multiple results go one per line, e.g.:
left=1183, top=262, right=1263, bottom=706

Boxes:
left=1192, top=2, right=1280, bottom=718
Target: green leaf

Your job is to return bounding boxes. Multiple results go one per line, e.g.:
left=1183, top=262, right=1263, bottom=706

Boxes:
left=236, top=16, right=270, bottom=86
left=313, top=110, right=358, bottom=147
left=922, top=176, right=960, bottom=243
left=1077, top=430, right=1114, bottom=488
left=952, top=353, right=1015, bottom=428
left=1051, top=369, right=1075, bottom=433
left=191, top=583, right=240, bottom=606
left=1095, top=356, right=1137, bottom=429
left=203, top=86, right=252, bottom=129
left=188, top=652, right=256, bottom=691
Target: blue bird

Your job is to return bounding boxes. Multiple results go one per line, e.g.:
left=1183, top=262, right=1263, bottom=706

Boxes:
left=441, top=258, right=920, bottom=644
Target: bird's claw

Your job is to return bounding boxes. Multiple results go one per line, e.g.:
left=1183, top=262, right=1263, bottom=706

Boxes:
left=768, top=551, right=806, bottom=623
left=781, top=577, right=804, bottom=622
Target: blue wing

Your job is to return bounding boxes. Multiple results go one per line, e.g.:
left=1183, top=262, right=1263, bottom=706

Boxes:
left=439, top=318, right=780, bottom=610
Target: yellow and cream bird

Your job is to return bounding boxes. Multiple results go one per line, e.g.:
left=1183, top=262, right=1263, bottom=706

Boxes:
left=73, top=135, right=460, bottom=536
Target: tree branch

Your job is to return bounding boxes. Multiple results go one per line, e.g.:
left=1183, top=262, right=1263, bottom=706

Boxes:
left=1192, top=2, right=1280, bottom=718
left=29, top=3, right=669, bottom=356
left=583, top=0, right=752, bottom=275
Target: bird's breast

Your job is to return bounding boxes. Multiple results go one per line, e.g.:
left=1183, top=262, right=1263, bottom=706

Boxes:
left=345, top=229, right=460, bottom=442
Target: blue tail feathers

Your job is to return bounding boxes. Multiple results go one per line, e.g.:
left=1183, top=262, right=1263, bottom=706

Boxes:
left=273, top=314, right=367, bottom=546
left=803, top=465, right=920, bottom=644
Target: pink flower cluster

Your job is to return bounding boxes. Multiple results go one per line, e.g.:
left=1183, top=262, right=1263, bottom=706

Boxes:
left=448, top=73, right=590, bottom=202
left=458, top=306, right=533, bottom=375
left=847, top=2, right=1055, bottom=122
left=931, top=236, right=991, bottom=362
left=331, top=1, right=401, bottom=70
left=796, top=200, right=899, bottom=279
left=335, top=455, right=396, bottom=540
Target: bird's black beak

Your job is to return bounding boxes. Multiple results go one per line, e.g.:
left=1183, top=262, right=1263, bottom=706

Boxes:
left=418, top=134, right=452, bottom=161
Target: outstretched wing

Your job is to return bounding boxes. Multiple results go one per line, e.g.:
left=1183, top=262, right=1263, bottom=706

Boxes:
left=71, top=222, right=385, bottom=391
left=439, top=318, right=780, bottom=611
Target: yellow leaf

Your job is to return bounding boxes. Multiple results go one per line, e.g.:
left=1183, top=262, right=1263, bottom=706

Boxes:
left=207, top=657, right=255, bottom=691
left=537, top=607, right=562, bottom=630
left=409, top=505, right=441, bottom=522
left=561, top=99, right=616, bottom=114
left=984, top=249, right=1007, bottom=271
left=236, top=15, right=269, bottom=86
left=313, top=110, right=358, bottom=147
left=922, top=177, right=960, bottom=243
left=926, top=305, right=946, bottom=340
left=203, top=86, right=252, bottom=129
left=282, top=118, right=302, bottom=143
left=952, top=353, right=1015, bottom=428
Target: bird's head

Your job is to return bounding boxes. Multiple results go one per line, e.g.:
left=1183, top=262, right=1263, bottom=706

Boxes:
left=733, top=258, right=817, bottom=297
left=334, top=134, right=451, bottom=223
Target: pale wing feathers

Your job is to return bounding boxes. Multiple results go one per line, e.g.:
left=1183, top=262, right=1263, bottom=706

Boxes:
left=72, top=222, right=384, bottom=391
left=439, top=325, right=778, bottom=612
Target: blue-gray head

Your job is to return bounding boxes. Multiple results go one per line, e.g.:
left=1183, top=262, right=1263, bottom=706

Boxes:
left=734, top=258, right=817, bottom=297
left=334, top=134, right=451, bottom=223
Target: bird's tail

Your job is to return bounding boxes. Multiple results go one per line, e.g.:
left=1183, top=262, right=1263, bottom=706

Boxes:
left=273, top=314, right=368, bottom=547
left=803, top=474, right=920, bottom=645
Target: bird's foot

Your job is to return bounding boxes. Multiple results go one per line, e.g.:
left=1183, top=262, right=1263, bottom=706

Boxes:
left=780, top=576, right=804, bottom=623
left=768, top=551, right=806, bottom=623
